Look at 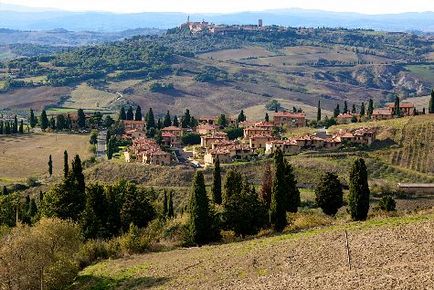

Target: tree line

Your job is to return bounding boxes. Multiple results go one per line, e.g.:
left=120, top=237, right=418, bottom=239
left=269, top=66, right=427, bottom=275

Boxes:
left=0, top=115, right=25, bottom=135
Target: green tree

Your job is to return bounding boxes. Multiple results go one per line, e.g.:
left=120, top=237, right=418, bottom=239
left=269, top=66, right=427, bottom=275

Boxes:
left=270, top=149, right=287, bottom=232
left=120, top=182, right=155, bottom=231
left=163, top=110, right=172, bottom=127
left=0, top=121, right=3, bottom=134
left=181, top=133, right=201, bottom=145
left=429, top=89, right=434, bottom=114
left=333, top=104, right=340, bottom=118
left=63, top=150, right=69, bottom=178
left=188, top=171, right=213, bottom=245
left=146, top=108, right=156, bottom=130
left=360, top=102, right=366, bottom=116
left=223, top=170, right=243, bottom=205
left=343, top=101, right=348, bottom=113
left=56, top=114, right=66, bottom=130
left=107, top=138, right=114, bottom=160
left=48, top=155, right=53, bottom=177
left=217, top=114, right=228, bottom=128
left=260, top=163, right=273, bottom=208
left=19, top=120, right=24, bottom=134
left=77, top=108, right=86, bottom=129
left=29, top=108, right=37, bottom=128
left=40, top=110, right=49, bottom=130
left=211, top=158, right=222, bottom=204
left=81, top=183, right=108, bottom=239
left=367, top=99, right=374, bottom=118
left=168, top=191, right=174, bottom=218
left=315, top=172, right=343, bottom=216
left=12, top=115, right=18, bottom=134
left=237, top=110, right=246, bottom=123
left=5, top=121, right=11, bottom=134
left=351, top=104, right=357, bottom=114
left=348, top=158, right=370, bottom=221
left=89, top=130, right=98, bottom=145
left=378, top=195, right=396, bottom=211
left=49, top=116, right=56, bottom=130
left=181, top=109, right=191, bottom=128
left=284, top=161, right=300, bottom=213
left=172, top=115, right=179, bottom=127
left=162, top=190, right=168, bottom=218
left=134, top=105, right=142, bottom=121
left=119, top=107, right=126, bottom=120
left=394, top=96, right=401, bottom=116
left=126, top=106, right=134, bottom=120
left=265, top=112, right=269, bottom=122
left=317, top=99, right=321, bottom=121
left=71, top=154, right=85, bottom=195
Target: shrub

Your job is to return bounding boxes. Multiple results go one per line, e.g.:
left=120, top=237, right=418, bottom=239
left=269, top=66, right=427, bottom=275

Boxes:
left=119, top=223, right=149, bottom=255
left=378, top=195, right=396, bottom=212
left=315, top=172, right=343, bottom=216
left=76, top=239, right=120, bottom=269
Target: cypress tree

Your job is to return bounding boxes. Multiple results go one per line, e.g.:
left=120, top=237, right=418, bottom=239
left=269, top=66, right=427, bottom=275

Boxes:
left=284, top=161, right=300, bottom=213
left=77, top=108, right=86, bottom=128
left=29, top=108, right=37, bottom=128
left=163, top=110, right=172, bottom=127
left=429, top=89, right=434, bottom=114
left=265, top=112, right=269, bottom=122
left=394, top=96, right=400, bottom=117
left=190, top=116, right=198, bottom=128
left=182, top=109, right=191, bottom=128
left=19, top=120, right=24, bottom=134
left=162, top=190, right=168, bottom=218
left=189, top=171, right=212, bottom=245
left=63, top=150, right=69, bottom=178
left=172, top=115, right=179, bottom=127
left=168, top=191, right=174, bottom=218
left=2, top=186, right=8, bottom=195
left=260, top=163, right=272, bottom=208
left=270, top=149, right=287, bottom=232
left=119, top=107, right=126, bottom=120
left=348, top=158, right=370, bottom=221
left=12, top=115, right=18, bottom=133
left=211, top=158, right=222, bottom=204
left=107, top=138, right=114, bottom=160
left=343, top=101, right=348, bottom=113
left=134, top=105, right=142, bottom=121
left=48, top=155, right=53, bottom=177
left=0, top=121, right=3, bottom=134
left=5, top=121, right=11, bottom=134
left=351, top=104, right=357, bottom=114
left=237, top=110, right=246, bottom=123
left=126, top=106, right=134, bottom=120
left=49, top=116, right=56, bottom=130
left=81, top=183, right=107, bottom=239
left=360, top=102, right=366, bottom=116
left=223, top=170, right=243, bottom=205
left=315, top=172, right=343, bottom=216
left=71, top=154, right=85, bottom=194
left=217, top=114, right=228, bottom=128
left=56, top=115, right=66, bottom=131
left=40, top=110, right=49, bottom=130
left=146, top=108, right=155, bottom=129
left=317, top=100, right=321, bottom=122
left=367, top=99, right=374, bottom=118
left=333, top=104, right=340, bottom=118
left=157, top=118, right=162, bottom=129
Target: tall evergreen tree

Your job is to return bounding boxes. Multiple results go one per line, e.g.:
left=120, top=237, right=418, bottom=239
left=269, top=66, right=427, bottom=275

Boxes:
left=134, top=105, right=142, bottom=121
left=18, top=120, right=24, bottom=134
left=107, top=138, right=114, bottom=160
left=162, top=190, right=168, bottom=218
left=333, top=104, right=340, bottom=118
left=190, top=116, right=198, bottom=128
left=12, top=115, right=18, bottom=133
left=71, top=155, right=85, bottom=194
left=126, top=106, right=134, bottom=121
left=5, top=121, right=11, bottom=134
left=284, top=161, right=300, bottom=213
left=156, top=118, right=162, bottom=129
left=270, top=149, right=287, bottom=232
left=367, top=99, right=374, bottom=118
left=40, top=110, right=49, bottom=130
left=172, top=115, right=179, bottom=127
left=348, top=158, right=370, bottom=221
left=211, top=158, right=222, bottom=204
left=168, top=191, right=174, bottom=218
left=223, top=170, right=243, bottom=205
left=315, top=172, right=343, bottom=216
left=77, top=108, right=86, bottom=129
left=29, top=108, right=37, bottom=128
left=56, top=115, right=66, bottom=131
left=81, top=183, right=108, bottom=239
left=360, top=102, right=366, bottom=116
left=216, top=114, right=228, bottom=128
left=317, top=100, right=321, bottom=122
left=265, top=112, right=269, bottom=122
left=49, top=116, right=56, bottom=130
left=181, top=109, right=192, bottom=128
left=146, top=108, right=156, bottom=129
left=429, top=89, right=434, bottom=114
left=189, top=171, right=212, bottom=245
left=237, top=110, right=246, bottom=123
left=0, top=121, right=3, bottom=134
left=163, top=110, right=172, bottom=127
left=260, top=163, right=273, bottom=208
left=63, top=150, right=69, bottom=178
left=119, top=107, right=126, bottom=120
left=48, top=155, right=53, bottom=177
left=2, top=186, right=8, bottom=195
left=351, top=104, right=357, bottom=114
left=343, top=101, right=348, bottom=113
left=394, top=96, right=400, bottom=117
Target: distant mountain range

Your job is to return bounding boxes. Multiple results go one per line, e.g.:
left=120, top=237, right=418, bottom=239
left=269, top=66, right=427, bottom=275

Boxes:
left=0, top=4, right=434, bottom=32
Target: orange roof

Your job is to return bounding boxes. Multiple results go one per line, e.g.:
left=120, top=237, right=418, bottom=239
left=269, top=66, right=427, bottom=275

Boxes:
left=386, top=102, right=414, bottom=109
left=373, top=109, right=392, bottom=115
left=274, top=112, right=306, bottom=118
left=162, top=126, right=182, bottom=131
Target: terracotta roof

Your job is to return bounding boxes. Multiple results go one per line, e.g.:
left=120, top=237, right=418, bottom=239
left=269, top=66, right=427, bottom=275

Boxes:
left=162, top=126, right=182, bottom=131
left=337, top=113, right=355, bottom=119
left=373, top=108, right=393, bottom=115
left=274, top=112, right=306, bottom=118
left=386, top=102, right=415, bottom=109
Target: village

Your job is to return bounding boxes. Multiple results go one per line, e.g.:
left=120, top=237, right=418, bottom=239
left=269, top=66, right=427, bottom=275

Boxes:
left=116, top=100, right=418, bottom=167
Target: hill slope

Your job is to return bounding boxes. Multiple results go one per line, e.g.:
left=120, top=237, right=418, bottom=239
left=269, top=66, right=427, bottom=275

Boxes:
left=74, top=212, right=434, bottom=289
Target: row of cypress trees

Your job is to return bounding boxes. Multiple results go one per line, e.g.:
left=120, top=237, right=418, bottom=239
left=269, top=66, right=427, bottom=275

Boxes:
left=0, top=116, right=24, bottom=134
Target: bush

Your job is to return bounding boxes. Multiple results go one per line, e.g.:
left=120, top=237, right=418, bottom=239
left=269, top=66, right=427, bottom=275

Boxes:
left=378, top=195, right=396, bottom=211
left=182, top=133, right=201, bottom=145
left=76, top=239, right=120, bottom=269
left=119, top=223, right=150, bottom=255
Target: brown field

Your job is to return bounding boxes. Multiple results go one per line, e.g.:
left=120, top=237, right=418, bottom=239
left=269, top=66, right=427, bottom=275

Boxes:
left=0, top=133, right=92, bottom=184
left=0, top=86, right=71, bottom=110
left=75, top=212, right=434, bottom=289
left=198, top=46, right=275, bottom=61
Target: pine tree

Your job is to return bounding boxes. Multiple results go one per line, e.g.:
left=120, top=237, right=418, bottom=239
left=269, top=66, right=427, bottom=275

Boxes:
left=223, top=170, right=243, bottom=205
left=190, top=116, right=198, bottom=128
left=168, top=191, right=174, bottom=218
left=260, top=163, right=272, bottom=208
left=429, top=89, right=434, bottom=114
left=394, top=96, right=400, bottom=117
left=343, top=101, right=348, bottom=113
left=315, top=172, right=343, bottom=216
left=63, top=150, right=69, bottom=178
left=211, top=158, right=222, bottom=204
left=284, top=161, right=300, bottom=213
left=134, top=105, right=142, bottom=121
left=181, top=109, right=191, bottom=128
left=351, top=104, right=357, bottom=114
left=49, top=116, right=56, bottom=130
left=367, top=99, right=374, bottom=118
left=348, top=158, right=370, bottom=221
left=29, top=108, right=37, bottom=128
left=172, top=115, right=179, bottom=127
left=48, top=155, right=53, bottom=177
left=71, top=154, right=85, bottom=195
left=162, top=190, right=168, bottom=218
left=317, top=100, right=321, bottom=122
left=360, top=102, right=366, bottom=116
left=81, top=183, right=107, bottom=239
left=40, top=110, right=49, bottom=130
left=163, top=110, right=172, bottom=127
left=12, top=115, right=18, bottom=133
left=333, top=104, right=340, bottom=118
left=146, top=108, right=155, bottom=129
left=77, top=108, right=86, bottom=128
left=119, top=107, right=126, bottom=120
left=19, top=120, right=24, bottom=134
left=217, top=114, right=228, bottom=128
left=265, top=112, right=269, bottom=122
left=270, top=149, right=287, bottom=232
left=126, top=106, right=134, bottom=120
left=189, top=171, right=212, bottom=245
left=157, top=118, right=162, bottom=129
left=237, top=110, right=246, bottom=123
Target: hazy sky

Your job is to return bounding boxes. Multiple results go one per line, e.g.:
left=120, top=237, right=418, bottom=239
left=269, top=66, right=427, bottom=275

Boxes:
left=2, top=0, right=434, bottom=14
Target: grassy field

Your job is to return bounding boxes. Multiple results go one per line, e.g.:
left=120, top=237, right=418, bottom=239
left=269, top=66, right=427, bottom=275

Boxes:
left=0, top=133, right=92, bottom=185
left=406, top=64, right=434, bottom=83
left=64, top=83, right=119, bottom=110
left=73, top=210, right=434, bottom=289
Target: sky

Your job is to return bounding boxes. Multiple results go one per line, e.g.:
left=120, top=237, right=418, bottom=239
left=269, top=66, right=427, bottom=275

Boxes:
left=1, top=0, right=434, bottom=14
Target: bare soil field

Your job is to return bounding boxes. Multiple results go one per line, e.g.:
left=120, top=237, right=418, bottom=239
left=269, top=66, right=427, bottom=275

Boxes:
left=75, top=212, right=434, bottom=290
left=0, top=133, right=92, bottom=184
left=0, top=86, right=71, bottom=110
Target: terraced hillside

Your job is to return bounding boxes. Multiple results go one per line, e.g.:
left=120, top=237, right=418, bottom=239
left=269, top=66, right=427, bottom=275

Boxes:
left=73, top=212, right=434, bottom=290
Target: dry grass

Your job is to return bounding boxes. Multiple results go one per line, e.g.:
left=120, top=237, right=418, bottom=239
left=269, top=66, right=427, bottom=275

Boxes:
left=73, top=211, right=434, bottom=289
left=198, top=46, right=275, bottom=61
left=64, top=83, right=118, bottom=110
left=0, top=133, right=92, bottom=184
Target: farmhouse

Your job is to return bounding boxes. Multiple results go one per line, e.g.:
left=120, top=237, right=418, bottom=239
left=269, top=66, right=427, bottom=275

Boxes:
left=122, top=120, right=145, bottom=131
left=372, top=108, right=393, bottom=120
left=161, top=132, right=181, bottom=147
left=336, top=113, right=359, bottom=124
left=196, top=124, right=218, bottom=135
left=201, top=133, right=228, bottom=149
left=265, top=139, right=300, bottom=155
left=249, top=135, right=275, bottom=150
left=243, top=126, right=272, bottom=138
left=129, top=137, right=172, bottom=165
left=204, top=142, right=254, bottom=165
left=387, top=102, right=415, bottom=116
left=273, top=112, right=306, bottom=128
